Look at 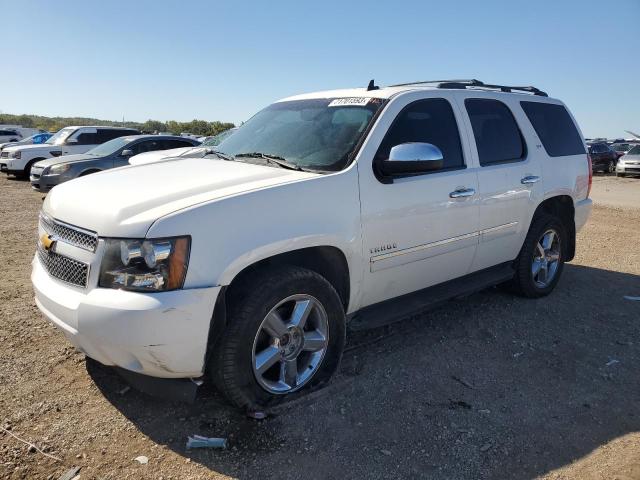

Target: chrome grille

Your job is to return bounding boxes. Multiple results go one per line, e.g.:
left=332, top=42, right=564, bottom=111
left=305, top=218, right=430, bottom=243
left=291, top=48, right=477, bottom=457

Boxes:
left=39, top=213, right=98, bottom=252
left=37, top=245, right=89, bottom=288
left=0, top=152, right=8, bottom=158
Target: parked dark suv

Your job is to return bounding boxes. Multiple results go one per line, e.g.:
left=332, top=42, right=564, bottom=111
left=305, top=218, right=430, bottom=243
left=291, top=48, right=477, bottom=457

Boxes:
left=588, top=142, right=618, bottom=173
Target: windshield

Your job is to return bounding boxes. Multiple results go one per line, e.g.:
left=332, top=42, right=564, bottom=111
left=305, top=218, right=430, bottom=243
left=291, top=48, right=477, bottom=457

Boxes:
left=627, top=145, right=640, bottom=155
left=215, top=98, right=386, bottom=172
left=45, top=127, right=75, bottom=146
left=86, top=136, right=131, bottom=156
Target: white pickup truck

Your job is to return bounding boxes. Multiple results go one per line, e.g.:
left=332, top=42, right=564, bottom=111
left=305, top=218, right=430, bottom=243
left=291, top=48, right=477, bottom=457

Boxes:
left=32, top=80, right=592, bottom=410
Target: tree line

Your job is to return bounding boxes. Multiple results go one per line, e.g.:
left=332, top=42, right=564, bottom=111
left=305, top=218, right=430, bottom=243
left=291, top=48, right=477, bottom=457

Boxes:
left=0, top=113, right=236, bottom=137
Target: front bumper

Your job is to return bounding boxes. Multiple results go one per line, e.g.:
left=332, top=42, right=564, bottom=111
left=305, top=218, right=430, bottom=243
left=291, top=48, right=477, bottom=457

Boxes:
left=32, top=255, right=221, bottom=378
left=30, top=171, right=63, bottom=192
left=616, top=163, right=640, bottom=175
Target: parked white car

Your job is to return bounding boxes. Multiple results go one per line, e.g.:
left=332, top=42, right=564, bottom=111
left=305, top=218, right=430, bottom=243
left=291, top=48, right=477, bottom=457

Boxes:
left=33, top=80, right=591, bottom=410
left=1, top=126, right=139, bottom=177
left=128, top=128, right=236, bottom=165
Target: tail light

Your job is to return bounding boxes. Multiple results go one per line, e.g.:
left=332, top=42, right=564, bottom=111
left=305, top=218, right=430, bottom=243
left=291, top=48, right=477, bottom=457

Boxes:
left=587, top=154, right=593, bottom=198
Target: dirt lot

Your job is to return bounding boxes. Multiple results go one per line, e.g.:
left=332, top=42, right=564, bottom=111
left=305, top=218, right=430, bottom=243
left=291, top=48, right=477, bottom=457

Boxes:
left=1, top=174, right=639, bottom=480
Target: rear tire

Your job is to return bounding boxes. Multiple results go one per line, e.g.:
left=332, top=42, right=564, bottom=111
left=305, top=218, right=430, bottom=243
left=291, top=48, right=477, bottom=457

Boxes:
left=211, top=266, right=346, bottom=410
left=510, top=213, right=567, bottom=298
left=616, top=172, right=625, bottom=178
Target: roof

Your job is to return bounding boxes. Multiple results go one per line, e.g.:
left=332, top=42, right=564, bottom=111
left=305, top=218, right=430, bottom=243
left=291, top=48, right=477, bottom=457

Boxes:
left=62, top=126, right=139, bottom=130
left=278, top=80, right=555, bottom=103
left=118, top=134, right=199, bottom=142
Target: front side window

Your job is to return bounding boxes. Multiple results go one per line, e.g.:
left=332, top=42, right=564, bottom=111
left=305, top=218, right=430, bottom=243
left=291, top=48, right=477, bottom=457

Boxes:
left=75, top=131, right=99, bottom=145
left=520, top=101, right=585, bottom=157
left=465, top=99, right=525, bottom=166
left=216, top=98, right=386, bottom=172
left=374, top=98, right=464, bottom=171
left=86, top=137, right=131, bottom=156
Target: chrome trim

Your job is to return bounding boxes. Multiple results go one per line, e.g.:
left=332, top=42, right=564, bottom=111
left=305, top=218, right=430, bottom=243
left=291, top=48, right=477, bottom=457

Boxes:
left=480, top=221, right=518, bottom=235
left=371, top=231, right=480, bottom=264
left=370, top=222, right=519, bottom=264
left=449, top=188, right=476, bottom=198
left=521, top=175, right=540, bottom=185
left=39, top=212, right=98, bottom=252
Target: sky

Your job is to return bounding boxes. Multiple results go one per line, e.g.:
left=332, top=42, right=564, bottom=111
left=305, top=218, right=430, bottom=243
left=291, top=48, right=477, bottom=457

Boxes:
left=2, top=0, right=639, bottom=138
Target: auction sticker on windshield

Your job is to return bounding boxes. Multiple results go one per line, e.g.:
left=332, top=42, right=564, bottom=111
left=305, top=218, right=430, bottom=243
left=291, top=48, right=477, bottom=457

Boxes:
left=328, top=97, right=371, bottom=107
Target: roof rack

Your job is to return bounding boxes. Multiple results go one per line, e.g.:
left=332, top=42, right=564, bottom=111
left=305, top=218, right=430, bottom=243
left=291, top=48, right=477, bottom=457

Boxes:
left=388, top=79, right=548, bottom=97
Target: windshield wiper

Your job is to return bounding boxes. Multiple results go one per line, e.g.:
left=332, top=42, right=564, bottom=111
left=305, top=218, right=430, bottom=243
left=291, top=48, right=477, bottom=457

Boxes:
left=235, top=152, right=305, bottom=171
left=202, top=148, right=234, bottom=161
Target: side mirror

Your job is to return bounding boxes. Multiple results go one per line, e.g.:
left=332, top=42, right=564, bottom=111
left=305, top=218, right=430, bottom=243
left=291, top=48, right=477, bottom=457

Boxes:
left=121, top=149, right=133, bottom=157
left=66, top=138, right=78, bottom=144
left=380, top=142, right=444, bottom=176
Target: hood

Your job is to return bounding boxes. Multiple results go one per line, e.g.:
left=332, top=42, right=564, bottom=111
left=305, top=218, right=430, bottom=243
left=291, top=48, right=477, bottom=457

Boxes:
left=34, top=153, right=96, bottom=169
left=128, top=146, right=197, bottom=165
left=3, top=143, right=53, bottom=153
left=44, top=157, right=316, bottom=237
left=620, top=154, right=640, bottom=162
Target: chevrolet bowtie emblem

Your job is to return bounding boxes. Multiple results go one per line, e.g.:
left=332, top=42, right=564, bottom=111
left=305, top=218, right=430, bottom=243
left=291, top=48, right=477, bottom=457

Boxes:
left=40, top=234, right=56, bottom=252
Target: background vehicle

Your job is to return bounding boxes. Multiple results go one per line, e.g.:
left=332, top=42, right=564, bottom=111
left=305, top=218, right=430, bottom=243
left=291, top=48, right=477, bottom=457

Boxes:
left=587, top=142, right=618, bottom=172
left=0, top=132, right=52, bottom=151
left=0, top=126, right=139, bottom=177
left=33, top=80, right=591, bottom=410
left=0, top=128, right=22, bottom=143
left=610, top=142, right=634, bottom=159
left=129, top=128, right=236, bottom=165
left=616, top=144, right=640, bottom=177
left=30, top=135, right=200, bottom=192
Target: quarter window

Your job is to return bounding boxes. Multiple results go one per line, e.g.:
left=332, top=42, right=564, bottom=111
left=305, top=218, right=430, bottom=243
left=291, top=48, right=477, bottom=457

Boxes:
left=375, top=98, right=464, bottom=171
left=520, top=101, right=585, bottom=157
left=465, top=99, right=525, bottom=166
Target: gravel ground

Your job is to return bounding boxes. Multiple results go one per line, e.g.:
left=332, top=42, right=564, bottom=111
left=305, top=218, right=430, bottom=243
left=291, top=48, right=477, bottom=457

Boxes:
left=1, top=174, right=639, bottom=480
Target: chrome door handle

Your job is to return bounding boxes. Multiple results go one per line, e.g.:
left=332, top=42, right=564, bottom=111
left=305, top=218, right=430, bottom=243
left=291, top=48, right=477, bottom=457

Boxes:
left=449, top=188, right=475, bottom=198
left=521, top=175, right=540, bottom=185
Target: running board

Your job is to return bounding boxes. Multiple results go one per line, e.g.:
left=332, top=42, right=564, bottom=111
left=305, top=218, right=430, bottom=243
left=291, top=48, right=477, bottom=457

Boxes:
left=348, top=262, right=515, bottom=331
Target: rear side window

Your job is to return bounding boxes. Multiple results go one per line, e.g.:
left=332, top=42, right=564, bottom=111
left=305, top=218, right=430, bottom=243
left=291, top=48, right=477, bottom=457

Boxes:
left=520, top=102, right=585, bottom=157
left=75, top=131, right=99, bottom=145
left=465, top=99, right=525, bottom=166
left=375, top=98, right=464, bottom=171
left=97, top=129, right=139, bottom=143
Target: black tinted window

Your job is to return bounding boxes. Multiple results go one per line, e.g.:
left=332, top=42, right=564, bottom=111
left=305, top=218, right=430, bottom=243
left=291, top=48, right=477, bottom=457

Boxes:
left=375, top=98, right=464, bottom=170
left=520, top=101, right=585, bottom=157
left=465, top=99, right=524, bottom=166
left=130, top=140, right=160, bottom=155
left=97, top=129, right=139, bottom=143
left=164, top=139, right=195, bottom=149
left=75, top=132, right=99, bottom=145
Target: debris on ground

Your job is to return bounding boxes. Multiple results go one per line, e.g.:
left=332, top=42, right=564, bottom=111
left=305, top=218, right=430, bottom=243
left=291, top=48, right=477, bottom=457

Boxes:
left=134, top=455, right=149, bottom=464
left=246, top=410, right=267, bottom=420
left=380, top=449, right=392, bottom=456
left=186, top=435, right=228, bottom=449
left=623, top=296, right=640, bottom=301
left=451, top=375, right=474, bottom=389
left=58, top=466, right=81, bottom=480
left=606, top=359, right=620, bottom=367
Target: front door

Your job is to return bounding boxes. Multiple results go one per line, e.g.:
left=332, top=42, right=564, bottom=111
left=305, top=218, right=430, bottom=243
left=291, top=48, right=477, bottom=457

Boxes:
left=357, top=92, right=480, bottom=308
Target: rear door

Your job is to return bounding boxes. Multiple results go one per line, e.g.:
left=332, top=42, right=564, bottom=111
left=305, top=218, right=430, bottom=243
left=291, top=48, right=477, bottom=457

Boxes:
left=455, top=93, right=543, bottom=272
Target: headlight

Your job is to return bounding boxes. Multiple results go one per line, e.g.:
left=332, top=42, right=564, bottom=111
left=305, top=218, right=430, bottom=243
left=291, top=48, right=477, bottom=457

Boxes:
left=48, top=163, right=71, bottom=175
left=99, top=237, right=190, bottom=292
left=11, top=151, right=21, bottom=159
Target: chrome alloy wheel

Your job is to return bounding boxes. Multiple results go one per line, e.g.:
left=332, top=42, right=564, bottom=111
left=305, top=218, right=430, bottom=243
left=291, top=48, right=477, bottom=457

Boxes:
left=252, top=294, right=329, bottom=394
left=532, top=228, right=561, bottom=288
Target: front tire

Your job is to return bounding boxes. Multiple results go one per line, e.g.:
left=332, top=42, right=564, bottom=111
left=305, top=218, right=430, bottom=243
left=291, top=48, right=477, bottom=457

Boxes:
left=212, top=266, right=346, bottom=410
left=511, top=213, right=566, bottom=298
left=608, top=160, right=616, bottom=173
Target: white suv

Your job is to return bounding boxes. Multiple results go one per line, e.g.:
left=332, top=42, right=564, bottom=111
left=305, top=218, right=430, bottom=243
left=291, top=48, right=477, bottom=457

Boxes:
left=1, top=126, right=139, bottom=177
left=32, top=80, right=592, bottom=410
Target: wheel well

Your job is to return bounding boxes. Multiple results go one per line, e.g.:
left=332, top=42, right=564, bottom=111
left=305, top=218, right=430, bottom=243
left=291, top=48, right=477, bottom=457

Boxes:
left=534, top=196, right=576, bottom=261
left=227, top=246, right=350, bottom=311
left=204, top=246, right=351, bottom=370
left=24, top=158, right=45, bottom=174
